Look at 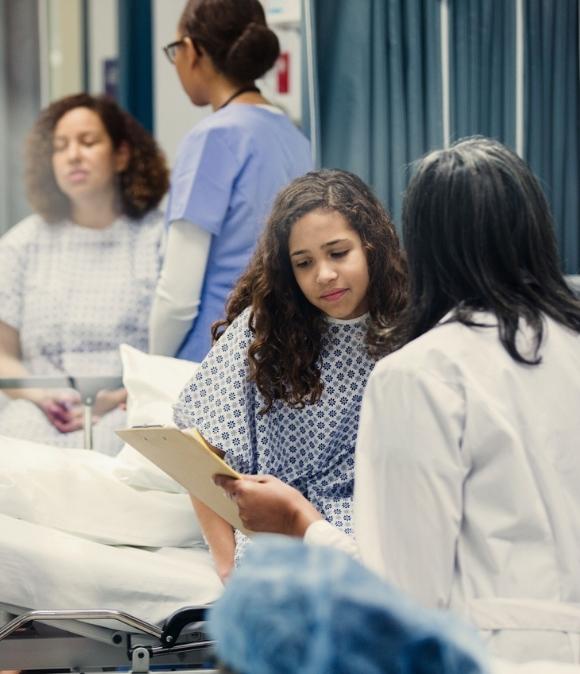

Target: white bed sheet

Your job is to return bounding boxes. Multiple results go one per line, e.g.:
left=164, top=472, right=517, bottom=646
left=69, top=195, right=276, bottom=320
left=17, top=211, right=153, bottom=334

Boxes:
left=0, top=435, right=201, bottom=547
left=0, top=515, right=222, bottom=627
left=0, top=435, right=222, bottom=625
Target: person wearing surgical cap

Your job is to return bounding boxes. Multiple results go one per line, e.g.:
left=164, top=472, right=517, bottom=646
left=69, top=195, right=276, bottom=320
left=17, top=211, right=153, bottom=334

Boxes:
left=208, top=536, right=490, bottom=674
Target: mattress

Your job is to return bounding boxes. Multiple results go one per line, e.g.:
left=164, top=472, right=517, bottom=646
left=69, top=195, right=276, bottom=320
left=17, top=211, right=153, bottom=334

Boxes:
left=0, top=435, right=223, bottom=626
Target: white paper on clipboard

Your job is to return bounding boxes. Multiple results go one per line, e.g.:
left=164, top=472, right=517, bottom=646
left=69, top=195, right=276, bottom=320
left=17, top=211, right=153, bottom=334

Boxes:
left=116, top=426, right=252, bottom=536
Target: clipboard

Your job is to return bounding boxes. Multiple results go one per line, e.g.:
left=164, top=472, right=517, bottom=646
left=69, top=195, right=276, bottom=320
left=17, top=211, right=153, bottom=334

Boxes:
left=116, top=426, right=252, bottom=536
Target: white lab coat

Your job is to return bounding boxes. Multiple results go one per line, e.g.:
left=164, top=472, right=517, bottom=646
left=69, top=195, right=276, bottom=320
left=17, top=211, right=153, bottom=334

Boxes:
left=355, top=313, right=580, bottom=663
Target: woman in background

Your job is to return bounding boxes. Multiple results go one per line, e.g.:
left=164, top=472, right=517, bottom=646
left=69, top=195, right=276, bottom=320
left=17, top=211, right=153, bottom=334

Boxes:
left=0, top=93, right=168, bottom=454
left=149, top=0, right=312, bottom=362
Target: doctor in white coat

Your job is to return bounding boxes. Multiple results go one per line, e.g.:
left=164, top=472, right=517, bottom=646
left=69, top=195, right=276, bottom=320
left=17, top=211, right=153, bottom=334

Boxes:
left=216, top=137, right=580, bottom=667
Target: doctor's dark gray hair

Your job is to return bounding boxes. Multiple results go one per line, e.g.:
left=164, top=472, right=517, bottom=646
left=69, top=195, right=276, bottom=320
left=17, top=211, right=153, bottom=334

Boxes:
left=179, top=0, right=279, bottom=83
left=401, top=136, right=580, bottom=363
left=213, top=168, right=408, bottom=414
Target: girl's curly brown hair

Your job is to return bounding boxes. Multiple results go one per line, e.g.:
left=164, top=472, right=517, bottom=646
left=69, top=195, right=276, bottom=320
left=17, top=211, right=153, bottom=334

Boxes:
left=25, top=93, right=169, bottom=222
left=213, top=169, right=408, bottom=414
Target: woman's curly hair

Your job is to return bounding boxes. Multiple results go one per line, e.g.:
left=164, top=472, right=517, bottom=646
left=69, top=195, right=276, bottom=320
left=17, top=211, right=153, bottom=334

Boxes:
left=213, top=169, right=408, bottom=414
left=25, top=93, right=169, bottom=222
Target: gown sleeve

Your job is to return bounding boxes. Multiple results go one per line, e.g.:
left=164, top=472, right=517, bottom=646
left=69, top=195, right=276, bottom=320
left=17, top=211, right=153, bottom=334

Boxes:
left=172, top=308, right=259, bottom=474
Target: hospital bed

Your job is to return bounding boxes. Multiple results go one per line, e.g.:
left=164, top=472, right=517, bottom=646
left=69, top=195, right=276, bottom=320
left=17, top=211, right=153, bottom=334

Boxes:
left=0, top=441, right=224, bottom=671
left=0, top=347, right=225, bottom=671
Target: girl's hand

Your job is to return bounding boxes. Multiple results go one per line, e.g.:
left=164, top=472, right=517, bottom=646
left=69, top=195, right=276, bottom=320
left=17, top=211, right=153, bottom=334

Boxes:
left=214, top=474, right=323, bottom=537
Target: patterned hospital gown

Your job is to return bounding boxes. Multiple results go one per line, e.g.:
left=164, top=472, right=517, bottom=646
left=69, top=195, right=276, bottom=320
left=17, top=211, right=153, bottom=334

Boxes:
left=173, top=307, right=376, bottom=559
left=0, top=212, right=163, bottom=454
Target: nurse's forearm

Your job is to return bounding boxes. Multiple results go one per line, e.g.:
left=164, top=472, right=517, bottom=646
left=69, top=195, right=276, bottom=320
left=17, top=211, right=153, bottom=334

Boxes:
left=149, top=293, right=200, bottom=357
left=149, top=220, right=211, bottom=356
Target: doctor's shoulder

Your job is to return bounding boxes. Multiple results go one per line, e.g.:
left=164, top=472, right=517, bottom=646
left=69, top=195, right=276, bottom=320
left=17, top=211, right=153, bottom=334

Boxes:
left=368, top=318, right=491, bottom=389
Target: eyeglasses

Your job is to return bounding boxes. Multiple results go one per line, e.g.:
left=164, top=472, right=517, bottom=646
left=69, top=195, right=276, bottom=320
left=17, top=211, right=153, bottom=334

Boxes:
left=163, top=38, right=186, bottom=64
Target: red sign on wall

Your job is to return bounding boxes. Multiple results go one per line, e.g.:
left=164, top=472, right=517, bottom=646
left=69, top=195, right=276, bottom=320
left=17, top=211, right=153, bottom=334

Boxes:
left=277, top=52, right=290, bottom=94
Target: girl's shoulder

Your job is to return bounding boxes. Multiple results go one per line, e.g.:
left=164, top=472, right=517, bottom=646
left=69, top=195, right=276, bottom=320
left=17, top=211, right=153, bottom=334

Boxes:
left=211, top=306, right=254, bottom=353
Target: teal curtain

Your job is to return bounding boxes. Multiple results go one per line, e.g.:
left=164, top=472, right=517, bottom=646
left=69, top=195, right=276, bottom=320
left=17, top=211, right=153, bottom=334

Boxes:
left=449, top=0, right=516, bottom=146
left=118, top=0, right=153, bottom=132
left=524, top=0, right=579, bottom=274
left=306, top=0, right=578, bottom=261
left=311, top=0, right=443, bottom=228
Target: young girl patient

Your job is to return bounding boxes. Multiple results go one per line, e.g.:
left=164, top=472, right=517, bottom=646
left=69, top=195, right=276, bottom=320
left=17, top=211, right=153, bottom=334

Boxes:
left=173, top=169, right=407, bottom=581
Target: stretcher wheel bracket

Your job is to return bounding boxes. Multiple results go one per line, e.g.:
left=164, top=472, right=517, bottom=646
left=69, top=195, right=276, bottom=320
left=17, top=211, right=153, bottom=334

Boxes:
left=161, top=605, right=208, bottom=647
left=131, top=645, right=151, bottom=672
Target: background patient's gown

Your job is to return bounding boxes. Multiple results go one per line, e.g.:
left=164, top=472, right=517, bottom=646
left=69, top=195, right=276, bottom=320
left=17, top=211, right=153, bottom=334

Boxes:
left=0, top=212, right=162, bottom=455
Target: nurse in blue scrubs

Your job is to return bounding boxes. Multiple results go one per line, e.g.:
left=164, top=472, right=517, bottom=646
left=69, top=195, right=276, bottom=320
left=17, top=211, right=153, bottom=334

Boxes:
left=149, top=0, right=312, bottom=362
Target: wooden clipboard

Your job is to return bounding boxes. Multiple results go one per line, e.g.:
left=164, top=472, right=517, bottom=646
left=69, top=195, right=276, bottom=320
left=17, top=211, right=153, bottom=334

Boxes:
left=116, top=426, right=252, bottom=536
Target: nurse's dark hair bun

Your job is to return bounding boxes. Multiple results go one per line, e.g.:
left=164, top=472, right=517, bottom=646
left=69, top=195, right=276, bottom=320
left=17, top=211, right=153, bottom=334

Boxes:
left=179, top=0, right=280, bottom=83
left=225, top=23, right=280, bottom=82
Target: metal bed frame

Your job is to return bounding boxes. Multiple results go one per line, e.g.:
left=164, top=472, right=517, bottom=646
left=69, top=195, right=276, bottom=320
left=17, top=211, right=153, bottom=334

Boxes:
left=0, top=606, right=218, bottom=672
left=0, top=376, right=220, bottom=671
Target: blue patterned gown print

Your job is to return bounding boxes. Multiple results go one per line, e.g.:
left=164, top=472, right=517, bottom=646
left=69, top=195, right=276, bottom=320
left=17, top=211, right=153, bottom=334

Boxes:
left=173, top=307, right=375, bottom=560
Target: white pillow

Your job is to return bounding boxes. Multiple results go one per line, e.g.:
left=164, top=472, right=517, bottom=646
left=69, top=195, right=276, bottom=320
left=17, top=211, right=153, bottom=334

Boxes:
left=113, top=344, right=199, bottom=492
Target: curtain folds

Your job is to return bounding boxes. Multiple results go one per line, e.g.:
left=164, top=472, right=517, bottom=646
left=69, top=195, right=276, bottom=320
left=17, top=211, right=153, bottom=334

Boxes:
left=309, top=0, right=579, bottom=270
left=311, top=0, right=443, bottom=228
left=449, top=0, right=516, bottom=147
left=524, top=0, right=579, bottom=273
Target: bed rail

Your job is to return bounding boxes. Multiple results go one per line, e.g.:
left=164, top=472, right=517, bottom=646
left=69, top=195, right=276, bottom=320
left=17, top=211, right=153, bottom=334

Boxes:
left=0, top=375, right=123, bottom=448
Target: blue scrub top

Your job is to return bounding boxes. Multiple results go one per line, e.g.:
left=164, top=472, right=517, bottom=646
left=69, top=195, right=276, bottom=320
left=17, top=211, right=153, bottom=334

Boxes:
left=166, top=104, right=312, bottom=362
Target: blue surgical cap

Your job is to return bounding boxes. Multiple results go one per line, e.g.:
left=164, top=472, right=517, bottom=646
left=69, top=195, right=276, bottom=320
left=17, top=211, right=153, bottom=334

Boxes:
left=208, top=536, right=490, bottom=674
